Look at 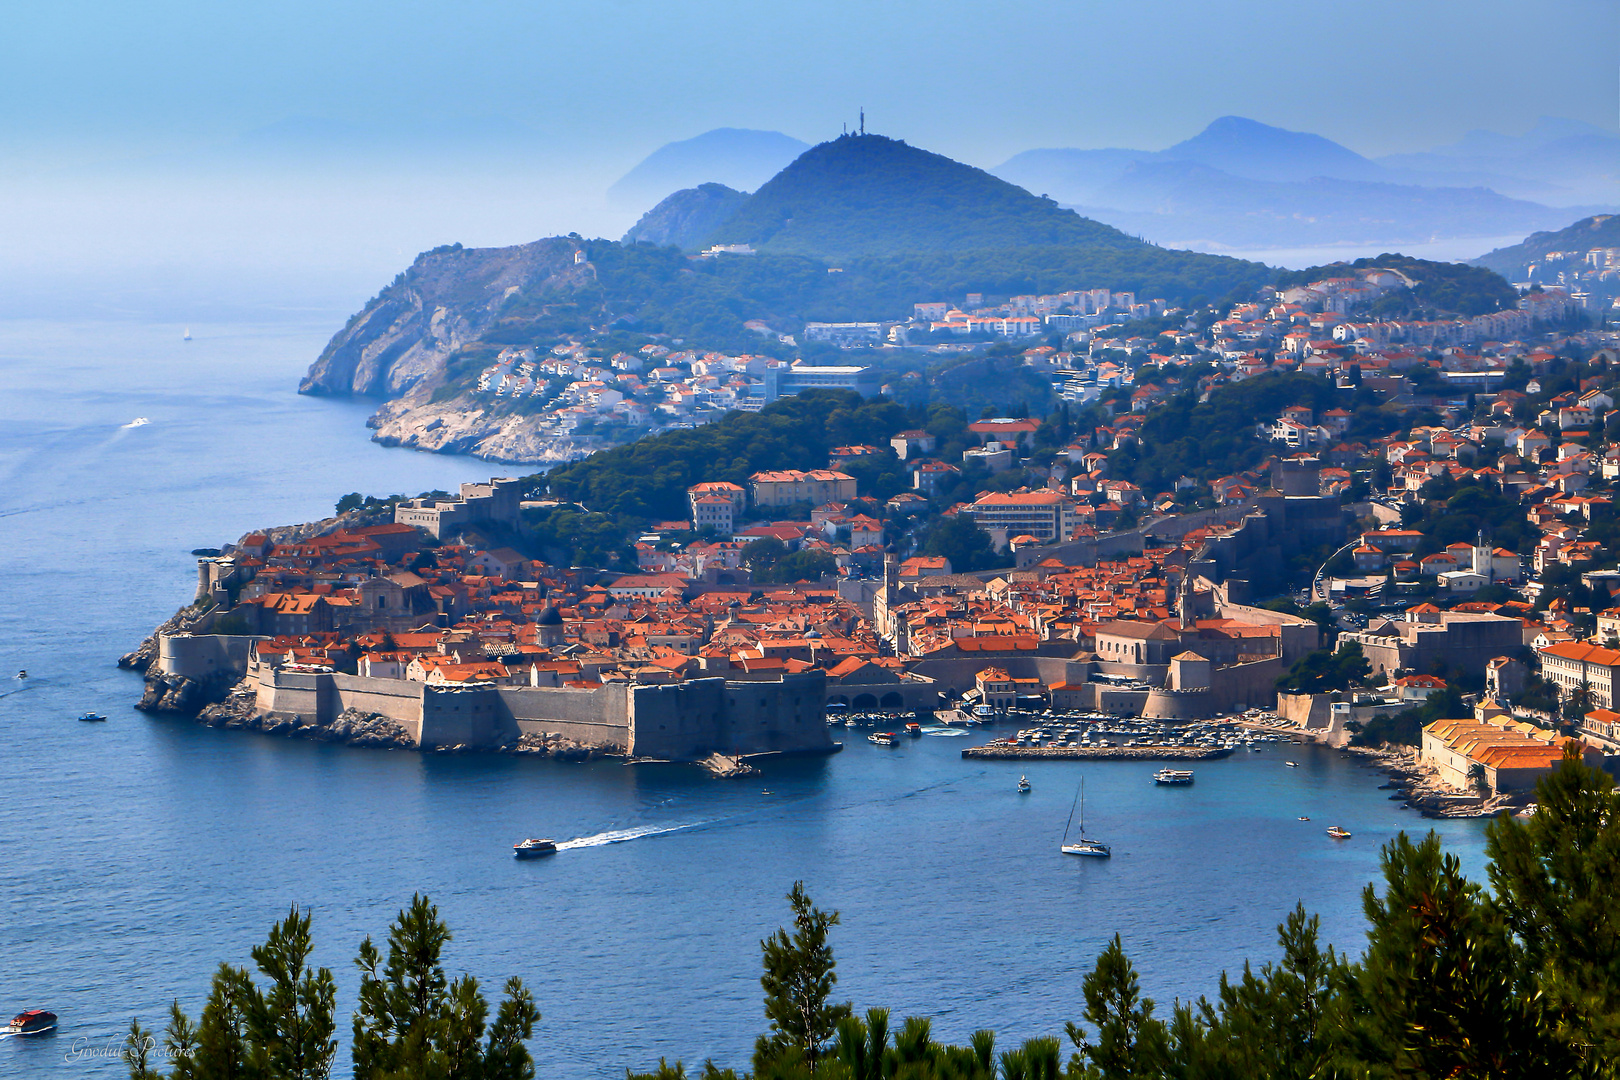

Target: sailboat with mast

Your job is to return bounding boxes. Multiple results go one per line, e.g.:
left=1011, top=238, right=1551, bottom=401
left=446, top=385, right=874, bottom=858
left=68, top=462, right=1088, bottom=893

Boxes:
left=1061, top=778, right=1110, bottom=858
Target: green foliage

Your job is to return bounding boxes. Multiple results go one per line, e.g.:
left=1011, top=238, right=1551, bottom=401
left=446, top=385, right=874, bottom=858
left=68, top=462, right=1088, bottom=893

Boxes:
left=1276, top=641, right=1369, bottom=694
left=543, top=391, right=908, bottom=523
left=1351, top=685, right=1469, bottom=748
left=707, top=134, right=1142, bottom=259
left=136, top=907, right=337, bottom=1080
left=1339, top=831, right=1577, bottom=1078
left=1275, top=254, right=1519, bottom=318
left=336, top=492, right=365, bottom=515
left=1110, top=373, right=1341, bottom=494
left=523, top=504, right=639, bottom=569
left=1065, top=934, right=1169, bottom=1079
left=919, top=515, right=1000, bottom=572
left=755, top=882, right=851, bottom=1073
left=119, top=894, right=544, bottom=1080
left=1488, top=744, right=1620, bottom=1059
left=351, top=894, right=540, bottom=1080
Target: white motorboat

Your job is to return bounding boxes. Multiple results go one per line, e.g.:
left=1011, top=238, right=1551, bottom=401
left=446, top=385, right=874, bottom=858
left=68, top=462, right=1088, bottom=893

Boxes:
left=1017, top=775, right=1031, bottom=793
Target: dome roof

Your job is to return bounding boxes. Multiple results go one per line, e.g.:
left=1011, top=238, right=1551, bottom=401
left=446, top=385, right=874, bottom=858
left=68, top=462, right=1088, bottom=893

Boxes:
left=536, top=604, right=563, bottom=626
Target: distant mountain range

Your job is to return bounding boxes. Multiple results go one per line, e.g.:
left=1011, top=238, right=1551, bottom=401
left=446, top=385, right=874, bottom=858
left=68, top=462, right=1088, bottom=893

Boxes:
left=607, top=128, right=809, bottom=209
left=1474, top=213, right=1620, bottom=281
left=614, top=116, right=1617, bottom=253
left=994, top=116, right=1614, bottom=250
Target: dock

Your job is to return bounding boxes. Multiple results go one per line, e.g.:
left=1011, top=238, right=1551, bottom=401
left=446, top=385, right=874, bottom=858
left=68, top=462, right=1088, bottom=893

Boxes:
left=962, top=745, right=1232, bottom=762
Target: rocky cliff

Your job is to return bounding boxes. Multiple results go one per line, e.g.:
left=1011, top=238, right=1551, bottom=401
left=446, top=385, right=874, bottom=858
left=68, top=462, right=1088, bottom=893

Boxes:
left=300, top=237, right=591, bottom=399
left=622, top=182, right=746, bottom=249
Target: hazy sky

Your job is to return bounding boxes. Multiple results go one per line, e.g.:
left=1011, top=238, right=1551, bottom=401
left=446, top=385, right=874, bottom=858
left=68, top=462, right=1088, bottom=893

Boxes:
left=1, top=0, right=1615, bottom=320
left=4, top=0, right=1617, bottom=170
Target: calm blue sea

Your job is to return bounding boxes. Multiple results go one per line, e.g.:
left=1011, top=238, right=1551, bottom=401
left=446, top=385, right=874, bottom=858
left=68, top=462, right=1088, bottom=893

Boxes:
left=0, top=317, right=1490, bottom=1077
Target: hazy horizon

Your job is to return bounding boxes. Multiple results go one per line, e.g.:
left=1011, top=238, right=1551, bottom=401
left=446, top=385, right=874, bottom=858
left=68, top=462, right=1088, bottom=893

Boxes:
left=2, top=0, right=1615, bottom=322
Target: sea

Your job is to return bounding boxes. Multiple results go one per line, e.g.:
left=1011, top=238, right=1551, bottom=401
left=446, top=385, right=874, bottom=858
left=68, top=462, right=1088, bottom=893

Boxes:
left=0, top=315, right=1492, bottom=1077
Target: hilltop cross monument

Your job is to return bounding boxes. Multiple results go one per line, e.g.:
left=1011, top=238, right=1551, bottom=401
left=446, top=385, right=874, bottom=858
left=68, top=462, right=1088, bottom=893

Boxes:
left=859, top=108, right=865, bottom=136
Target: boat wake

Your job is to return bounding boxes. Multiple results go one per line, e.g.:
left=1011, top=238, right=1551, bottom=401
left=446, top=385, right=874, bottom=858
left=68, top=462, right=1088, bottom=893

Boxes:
left=555, top=820, right=710, bottom=850
left=122, top=417, right=151, bottom=429
left=921, top=727, right=969, bottom=737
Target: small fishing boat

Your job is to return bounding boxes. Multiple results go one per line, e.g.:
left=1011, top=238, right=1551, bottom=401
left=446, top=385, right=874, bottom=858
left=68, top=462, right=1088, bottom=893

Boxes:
left=1285, top=761, right=1300, bottom=768
left=1326, top=826, right=1351, bottom=840
left=868, top=732, right=895, bottom=746
left=1017, top=775, right=1031, bottom=793
left=1153, top=768, right=1194, bottom=785
left=13, top=670, right=25, bottom=680
left=6, top=1010, right=57, bottom=1036
left=1061, top=779, right=1110, bottom=858
left=77, top=713, right=107, bottom=722
left=512, top=838, right=557, bottom=859
left=1298, top=816, right=1311, bottom=821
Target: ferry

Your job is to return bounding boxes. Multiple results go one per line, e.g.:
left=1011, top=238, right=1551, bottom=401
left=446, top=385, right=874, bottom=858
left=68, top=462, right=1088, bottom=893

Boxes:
left=6, top=1010, right=57, bottom=1036
left=1017, top=775, right=1031, bottom=793
left=905, top=722, right=922, bottom=737
left=1326, top=826, right=1352, bottom=840
left=868, top=732, right=895, bottom=746
left=1153, top=768, right=1194, bottom=785
left=77, top=712, right=108, bottom=722
left=512, top=838, right=557, bottom=859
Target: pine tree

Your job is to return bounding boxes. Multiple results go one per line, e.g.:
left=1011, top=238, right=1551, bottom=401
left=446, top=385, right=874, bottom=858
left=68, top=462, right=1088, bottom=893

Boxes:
left=351, top=893, right=541, bottom=1080
left=1191, top=903, right=1336, bottom=1080
left=1488, top=743, right=1620, bottom=1068
left=755, top=881, right=851, bottom=1074
left=1339, top=831, right=1577, bottom=1079
left=1065, top=934, right=1169, bottom=1079
left=244, top=905, right=338, bottom=1080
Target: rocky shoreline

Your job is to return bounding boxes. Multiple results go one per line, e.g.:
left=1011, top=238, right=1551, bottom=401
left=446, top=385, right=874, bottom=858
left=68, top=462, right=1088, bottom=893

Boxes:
left=1344, top=744, right=1529, bottom=819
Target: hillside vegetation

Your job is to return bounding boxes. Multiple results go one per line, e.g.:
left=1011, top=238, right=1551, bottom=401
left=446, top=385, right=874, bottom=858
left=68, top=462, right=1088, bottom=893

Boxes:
left=1475, top=213, right=1620, bottom=279
left=542, top=390, right=908, bottom=520
left=1275, top=253, right=1518, bottom=318
left=706, top=134, right=1141, bottom=259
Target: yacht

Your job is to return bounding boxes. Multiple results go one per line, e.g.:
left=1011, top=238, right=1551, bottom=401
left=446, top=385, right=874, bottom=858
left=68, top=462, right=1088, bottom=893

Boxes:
left=77, top=712, right=107, bottom=722
left=1153, top=768, right=1194, bottom=785
left=6, top=1010, right=56, bottom=1036
left=1061, top=779, right=1110, bottom=858
left=1017, top=775, right=1031, bottom=793
left=513, top=838, right=557, bottom=859
left=1326, top=826, right=1351, bottom=840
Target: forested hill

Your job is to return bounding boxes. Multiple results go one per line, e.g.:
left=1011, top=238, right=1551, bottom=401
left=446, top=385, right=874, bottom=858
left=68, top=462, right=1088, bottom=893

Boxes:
left=1475, top=213, right=1620, bottom=280
left=705, top=134, right=1142, bottom=259
left=1275, top=253, right=1518, bottom=318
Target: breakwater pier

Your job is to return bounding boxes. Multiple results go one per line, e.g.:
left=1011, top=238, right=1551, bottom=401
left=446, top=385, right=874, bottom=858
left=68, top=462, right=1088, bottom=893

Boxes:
left=963, top=745, right=1232, bottom=762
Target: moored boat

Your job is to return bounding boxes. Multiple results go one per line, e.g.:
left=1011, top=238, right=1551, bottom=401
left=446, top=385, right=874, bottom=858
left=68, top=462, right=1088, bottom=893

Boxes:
left=1061, top=779, right=1111, bottom=858
left=6, top=1010, right=57, bottom=1036
left=513, top=838, right=557, bottom=859
left=1326, top=826, right=1351, bottom=840
left=1153, top=768, right=1194, bottom=785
